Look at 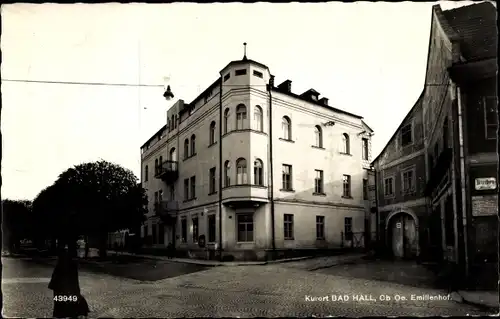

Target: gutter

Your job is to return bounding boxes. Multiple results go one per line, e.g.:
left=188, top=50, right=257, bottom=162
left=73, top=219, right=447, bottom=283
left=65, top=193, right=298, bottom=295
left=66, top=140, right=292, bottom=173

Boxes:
left=373, top=166, right=380, bottom=243
left=267, top=77, right=276, bottom=254
left=172, top=111, right=180, bottom=249
left=218, top=78, right=223, bottom=261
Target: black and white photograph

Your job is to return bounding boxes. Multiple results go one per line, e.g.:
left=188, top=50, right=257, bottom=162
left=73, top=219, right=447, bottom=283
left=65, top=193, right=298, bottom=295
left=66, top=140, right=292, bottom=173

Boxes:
left=1, top=1, right=498, bottom=317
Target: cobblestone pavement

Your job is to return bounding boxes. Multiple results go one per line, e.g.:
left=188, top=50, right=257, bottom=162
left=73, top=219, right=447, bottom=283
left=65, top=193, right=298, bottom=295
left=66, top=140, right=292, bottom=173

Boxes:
left=314, top=260, right=441, bottom=289
left=280, top=253, right=366, bottom=271
left=2, top=257, right=490, bottom=317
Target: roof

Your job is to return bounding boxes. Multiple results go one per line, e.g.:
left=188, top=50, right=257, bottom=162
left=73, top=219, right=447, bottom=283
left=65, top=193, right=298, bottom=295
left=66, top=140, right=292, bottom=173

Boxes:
left=441, top=2, right=497, bottom=61
left=141, top=124, right=167, bottom=149
left=220, top=58, right=269, bottom=74
left=371, top=89, right=425, bottom=165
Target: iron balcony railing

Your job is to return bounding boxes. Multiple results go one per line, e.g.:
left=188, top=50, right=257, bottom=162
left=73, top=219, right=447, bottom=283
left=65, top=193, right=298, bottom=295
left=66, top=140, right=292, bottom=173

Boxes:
left=154, top=160, right=179, bottom=181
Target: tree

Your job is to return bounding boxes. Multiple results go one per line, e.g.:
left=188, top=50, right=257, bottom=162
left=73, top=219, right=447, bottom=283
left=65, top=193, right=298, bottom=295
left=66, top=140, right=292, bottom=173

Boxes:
left=2, top=199, right=34, bottom=254
left=51, top=160, right=148, bottom=258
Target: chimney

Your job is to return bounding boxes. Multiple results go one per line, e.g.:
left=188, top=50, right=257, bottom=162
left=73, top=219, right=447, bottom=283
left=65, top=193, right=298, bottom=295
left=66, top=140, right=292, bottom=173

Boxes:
left=269, top=75, right=275, bottom=87
left=278, top=80, right=292, bottom=93
left=319, top=97, right=329, bottom=106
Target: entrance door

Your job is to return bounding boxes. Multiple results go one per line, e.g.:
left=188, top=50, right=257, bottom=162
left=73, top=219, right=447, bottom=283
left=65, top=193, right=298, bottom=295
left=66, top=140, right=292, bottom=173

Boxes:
left=391, top=213, right=417, bottom=258
left=391, top=215, right=404, bottom=258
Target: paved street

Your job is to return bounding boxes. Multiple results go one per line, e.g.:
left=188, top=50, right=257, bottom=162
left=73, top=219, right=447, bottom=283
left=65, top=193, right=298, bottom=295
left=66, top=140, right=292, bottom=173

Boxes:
left=2, top=257, right=490, bottom=317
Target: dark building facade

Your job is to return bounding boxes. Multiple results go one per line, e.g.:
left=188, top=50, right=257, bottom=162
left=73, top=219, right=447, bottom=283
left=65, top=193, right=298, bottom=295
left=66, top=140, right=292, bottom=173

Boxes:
left=373, top=2, right=497, bottom=286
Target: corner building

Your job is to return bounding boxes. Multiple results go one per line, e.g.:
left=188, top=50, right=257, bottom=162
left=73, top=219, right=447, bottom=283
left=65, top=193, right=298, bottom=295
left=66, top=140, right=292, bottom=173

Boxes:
left=140, top=56, right=374, bottom=261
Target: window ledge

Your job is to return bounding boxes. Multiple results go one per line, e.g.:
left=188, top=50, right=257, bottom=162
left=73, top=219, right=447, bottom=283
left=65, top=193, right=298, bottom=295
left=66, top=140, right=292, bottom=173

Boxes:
left=236, top=241, right=255, bottom=244
left=280, top=189, right=295, bottom=193
left=384, top=195, right=395, bottom=199
left=183, top=197, right=197, bottom=203
left=183, top=154, right=197, bottom=162
left=316, top=238, right=326, bottom=241
left=342, top=196, right=353, bottom=199
left=339, top=152, right=352, bottom=156
left=313, top=192, right=326, bottom=197
left=279, top=138, right=295, bottom=143
left=208, top=191, right=218, bottom=195
left=311, top=145, right=325, bottom=150
left=208, top=142, right=217, bottom=148
left=284, top=238, right=295, bottom=241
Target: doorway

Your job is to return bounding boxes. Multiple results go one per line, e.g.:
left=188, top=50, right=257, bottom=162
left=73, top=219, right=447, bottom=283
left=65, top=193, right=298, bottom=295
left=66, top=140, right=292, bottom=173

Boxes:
left=389, top=213, right=418, bottom=259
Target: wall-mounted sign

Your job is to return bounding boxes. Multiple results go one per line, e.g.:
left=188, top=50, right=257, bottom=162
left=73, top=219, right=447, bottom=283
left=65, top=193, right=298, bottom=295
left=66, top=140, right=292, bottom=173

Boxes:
left=396, top=222, right=402, bottom=229
left=475, top=177, right=497, bottom=191
left=472, top=195, right=498, bottom=217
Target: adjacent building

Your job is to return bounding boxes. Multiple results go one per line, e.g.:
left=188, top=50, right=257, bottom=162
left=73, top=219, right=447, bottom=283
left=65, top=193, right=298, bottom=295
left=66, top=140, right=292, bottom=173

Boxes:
left=372, top=2, right=497, bottom=285
left=140, top=55, right=374, bottom=260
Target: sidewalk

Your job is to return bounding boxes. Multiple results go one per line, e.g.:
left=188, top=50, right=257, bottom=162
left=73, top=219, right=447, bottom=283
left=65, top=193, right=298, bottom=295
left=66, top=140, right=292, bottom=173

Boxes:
left=107, top=250, right=315, bottom=266
left=450, top=290, right=499, bottom=311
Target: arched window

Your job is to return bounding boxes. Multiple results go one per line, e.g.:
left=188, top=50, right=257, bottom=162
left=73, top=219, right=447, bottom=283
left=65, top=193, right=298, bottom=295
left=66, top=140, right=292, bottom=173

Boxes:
left=209, top=121, right=216, bottom=145
left=254, top=106, right=263, bottom=132
left=236, top=104, right=247, bottom=130
left=224, top=108, right=230, bottom=134
left=236, top=158, right=248, bottom=184
left=169, top=147, right=176, bottom=161
left=342, top=133, right=350, bottom=154
left=155, top=159, right=159, bottom=175
left=190, top=134, right=196, bottom=156
left=145, top=165, right=149, bottom=182
left=254, top=159, right=263, bottom=186
left=443, top=117, right=449, bottom=149
left=224, top=161, right=231, bottom=187
left=171, top=115, right=175, bottom=131
left=314, top=125, right=323, bottom=147
left=282, top=116, right=291, bottom=140
left=159, top=155, right=163, bottom=168
left=184, top=139, right=189, bottom=159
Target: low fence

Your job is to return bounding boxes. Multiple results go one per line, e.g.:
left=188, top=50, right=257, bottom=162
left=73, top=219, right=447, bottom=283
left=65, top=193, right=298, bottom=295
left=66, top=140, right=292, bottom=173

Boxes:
left=340, top=231, right=377, bottom=250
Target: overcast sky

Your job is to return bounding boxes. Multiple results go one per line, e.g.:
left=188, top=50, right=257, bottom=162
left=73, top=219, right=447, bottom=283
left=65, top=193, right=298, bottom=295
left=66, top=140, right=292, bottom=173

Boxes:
left=1, top=1, right=477, bottom=201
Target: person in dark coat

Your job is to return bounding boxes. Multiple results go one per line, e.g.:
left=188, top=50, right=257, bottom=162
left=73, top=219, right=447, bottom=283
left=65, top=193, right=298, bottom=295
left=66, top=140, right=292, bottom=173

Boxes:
left=49, top=248, right=90, bottom=318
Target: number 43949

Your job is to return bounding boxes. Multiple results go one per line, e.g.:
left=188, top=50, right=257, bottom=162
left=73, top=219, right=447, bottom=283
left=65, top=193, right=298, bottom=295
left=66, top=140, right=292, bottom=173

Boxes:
left=54, top=295, right=78, bottom=302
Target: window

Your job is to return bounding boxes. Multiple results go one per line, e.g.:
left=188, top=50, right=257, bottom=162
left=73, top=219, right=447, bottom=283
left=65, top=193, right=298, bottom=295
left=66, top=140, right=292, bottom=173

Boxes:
left=236, top=104, right=247, bottom=130
left=384, top=177, right=394, bottom=197
left=184, top=139, right=189, bottom=159
left=236, top=158, right=248, bottom=184
left=208, top=214, right=216, bottom=243
left=402, top=169, right=415, bottom=193
left=190, top=176, right=196, bottom=199
left=159, top=156, right=163, bottom=167
left=169, top=185, right=175, bottom=201
left=235, top=69, right=247, bottom=76
left=341, top=133, right=350, bottom=154
left=159, top=189, right=163, bottom=201
left=362, top=138, right=369, bottom=160
left=154, top=191, right=158, bottom=204
left=144, top=165, right=148, bottom=182
left=282, top=164, right=292, bottom=190
left=314, top=126, right=323, bottom=147
left=169, top=147, right=176, bottom=161
left=237, top=214, right=254, bottom=242
left=184, top=178, right=189, bottom=200
left=284, top=214, right=294, bottom=240
left=442, top=118, right=449, bottom=150
left=316, top=216, right=325, bottom=240
left=344, top=217, right=353, bottom=241
left=224, top=108, right=230, bottom=134
left=192, top=216, right=199, bottom=243
left=254, top=159, right=264, bottom=186
left=253, top=70, right=263, bottom=78
left=209, top=121, right=216, bottom=145
left=254, top=106, right=263, bottom=132
left=282, top=116, right=291, bottom=140
left=171, top=115, right=175, bottom=131
left=181, top=218, right=187, bottom=243
left=314, top=170, right=324, bottom=194
left=484, top=96, right=497, bottom=140
left=190, top=135, right=196, bottom=156
left=224, top=161, right=231, bottom=187
left=155, top=159, right=159, bottom=175
left=152, top=223, right=157, bottom=244
left=363, top=179, right=368, bottom=200
left=401, top=123, right=413, bottom=146
left=224, top=73, right=230, bottom=82
left=342, top=175, right=351, bottom=198
left=158, top=223, right=165, bottom=244
left=209, top=167, right=216, bottom=194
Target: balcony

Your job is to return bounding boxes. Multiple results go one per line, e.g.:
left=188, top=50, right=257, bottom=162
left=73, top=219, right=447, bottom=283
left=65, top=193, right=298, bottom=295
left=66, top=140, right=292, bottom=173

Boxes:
left=154, top=160, right=178, bottom=183
left=154, top=200, right=179, bottom=224
left=425, top=147, right=453, bottom=196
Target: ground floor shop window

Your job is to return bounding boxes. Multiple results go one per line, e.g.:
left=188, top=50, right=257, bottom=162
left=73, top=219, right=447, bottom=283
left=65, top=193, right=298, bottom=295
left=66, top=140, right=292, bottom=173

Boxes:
left=237, top=214, right=254, bottom=242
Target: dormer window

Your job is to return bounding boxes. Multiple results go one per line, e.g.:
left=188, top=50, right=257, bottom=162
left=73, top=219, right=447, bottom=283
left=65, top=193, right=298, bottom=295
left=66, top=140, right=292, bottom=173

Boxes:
left=235, top=69, right=247, bottom=76
left=224, top=73, right=230, bottom=82
left=253, top=70, right=263, bottom=78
